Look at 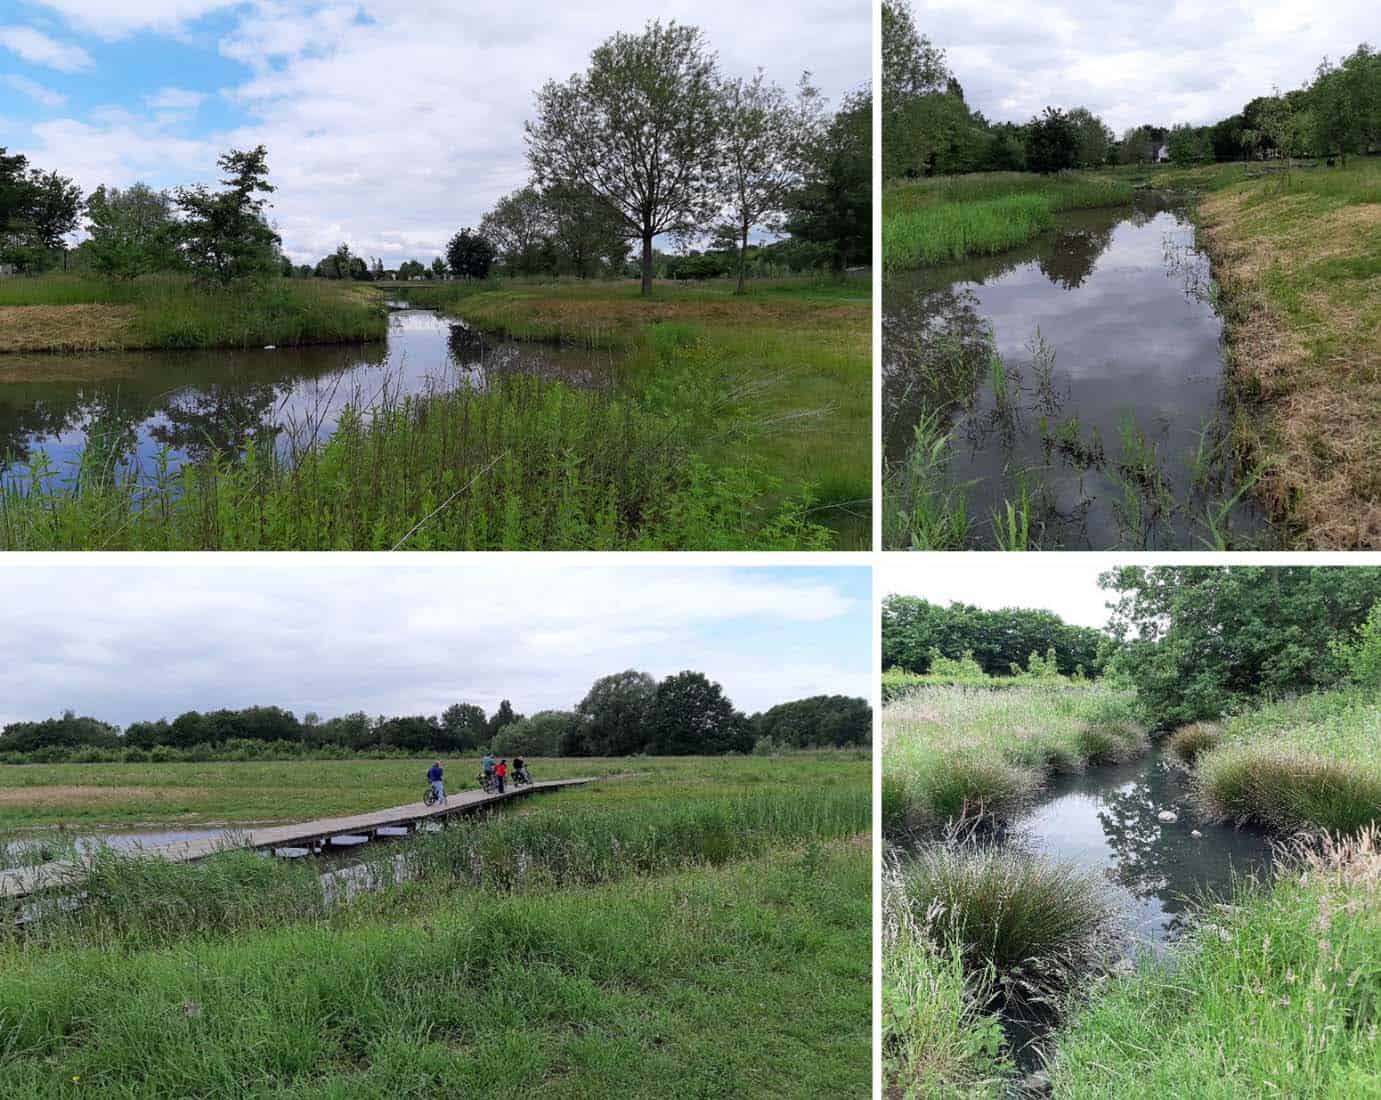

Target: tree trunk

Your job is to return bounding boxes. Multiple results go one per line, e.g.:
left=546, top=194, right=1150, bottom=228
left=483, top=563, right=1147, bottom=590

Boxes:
left=640, top=232, right=653, bottom=297
left=735, top=224, right=748, bottom=296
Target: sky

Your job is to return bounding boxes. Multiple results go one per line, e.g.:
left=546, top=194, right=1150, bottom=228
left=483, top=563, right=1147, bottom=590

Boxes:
left=0, top=562, right=872, bottom=728
left=0, top=0, right=870, bottom=265
left=917, top=0, right=1377, bottom=133
left=879, top=557, right=1119, bottom=629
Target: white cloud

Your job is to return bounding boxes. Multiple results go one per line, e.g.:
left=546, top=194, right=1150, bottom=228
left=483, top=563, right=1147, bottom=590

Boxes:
left=146, top=86, right=205, bottom=110
left=4, top=72, right=66, bottom=107
left=0, top=24, right=91, bottom=71
left=20, top=0, right=242, bottom=39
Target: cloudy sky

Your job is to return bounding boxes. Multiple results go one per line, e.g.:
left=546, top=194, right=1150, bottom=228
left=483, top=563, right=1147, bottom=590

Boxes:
left=0, top=562, right=871, bottom=728
left=0, top=0, right=869, bottom=265
left=918, top=0, right=1377, bottom=133
left=879, top=557, right=1121, bottom=628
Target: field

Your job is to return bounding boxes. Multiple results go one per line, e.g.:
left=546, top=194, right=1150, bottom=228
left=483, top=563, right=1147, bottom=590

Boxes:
left=399, top=277, right=873, bottom=548
left=881, top=173, right=1132, bottom=268
left=881, top=683, right=1146, bottom=833
left=1193, top=157, right=1381, bottom=548
left=0, top=754, right=870, bottom=1097
left=0, top=275, right=386, bottom=352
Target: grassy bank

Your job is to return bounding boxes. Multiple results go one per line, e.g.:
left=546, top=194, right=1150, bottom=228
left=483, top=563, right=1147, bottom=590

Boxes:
left=1193, top=686, right=1381, bottom=832
left=0, top=757, right=869, bottom=1096
left=1194, top=157, right=1381, bottom=547
left=410, top=277, right=872, bottom=546
left=882, top=683, right=1146, bottom=834
left=0, top=275, right=386, bottom=352
left=882, top=173, right=1132, bottom=268
left=1047, top=828, right=1381, bottom=1097
left=0, top=370, right=831, bottom=551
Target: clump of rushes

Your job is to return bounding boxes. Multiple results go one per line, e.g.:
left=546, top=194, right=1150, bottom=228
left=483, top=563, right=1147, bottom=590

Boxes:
left=1047, top=827, right=1381, bottom=1096
left=1197, top=745, right=1381, bottom=833
left=882, top=861, right=1010, bottom=1099
left=1167, top=721, right=1222, bottom=767
left=895, top=843, right=1123, bottom=1010
left=887, top=752, right=1039, bottom=838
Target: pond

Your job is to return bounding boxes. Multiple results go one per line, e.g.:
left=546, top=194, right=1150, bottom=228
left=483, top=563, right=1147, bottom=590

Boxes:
left=884, top=197, right=1272, bottom=549
left=0, top=309, right=618, bottom=486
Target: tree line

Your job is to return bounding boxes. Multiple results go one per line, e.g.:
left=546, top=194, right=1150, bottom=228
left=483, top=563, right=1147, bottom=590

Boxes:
left=881, top=595, right=1111, bottom=677
left=884, top=0, right=1380, bottom=177
left=0, top=671, right=869, bottom=761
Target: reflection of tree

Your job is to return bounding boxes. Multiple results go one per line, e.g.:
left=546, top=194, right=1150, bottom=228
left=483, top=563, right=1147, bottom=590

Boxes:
left=149, top=382, right=289, bottom=462
left=1036, top=223, right=1116, bottom=290
left=445, top=321, right=607, bottom=391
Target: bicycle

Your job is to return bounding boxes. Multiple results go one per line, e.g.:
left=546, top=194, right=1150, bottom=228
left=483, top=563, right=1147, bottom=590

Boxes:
left=423, top=783, right=446, bottom=807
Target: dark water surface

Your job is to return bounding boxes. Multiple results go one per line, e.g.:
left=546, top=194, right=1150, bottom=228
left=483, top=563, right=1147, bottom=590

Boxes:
left=884, top=198, right=1271, bottom=548
left=0, top=309, right=617, bottom=485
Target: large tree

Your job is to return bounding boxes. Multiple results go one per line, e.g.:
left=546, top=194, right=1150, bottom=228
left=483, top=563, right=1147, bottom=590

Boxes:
left=0, top=148, right=81, bottom=272
left=543, top=182, right=628, bottom=277
left=479, top=187, right=554, bottom=275
left=1066, top=107, right=1114, bottom=169
left=784, top=88, right=871, bottom=274
left=527, top=19, right=722, bottom=296
left=1025, top=107, right=1079, bottom=174
left=648, top=671, right=752, bottom=755
left=575, top=669, right=657, bottom=755
left=445, top=227, right=495, bottom=280
left=174, top=145, right=280, bottom=286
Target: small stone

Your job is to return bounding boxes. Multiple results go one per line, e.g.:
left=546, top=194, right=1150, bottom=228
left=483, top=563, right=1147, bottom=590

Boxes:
left=1191, top=829, right=1203, bottom=838
left=181, top=1000, right=201, bottom=1018
left=263, top=345, right=276, bottom=350
left=1158, top=810, right=1178, bottom=823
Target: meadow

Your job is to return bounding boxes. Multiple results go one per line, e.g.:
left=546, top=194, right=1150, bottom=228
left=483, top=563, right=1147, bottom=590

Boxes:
left=0, top=275, right=386, bottom=352
left=0, top=753, right=871, bottom=1097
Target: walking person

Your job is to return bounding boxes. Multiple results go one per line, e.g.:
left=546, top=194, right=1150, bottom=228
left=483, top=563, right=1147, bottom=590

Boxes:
left=427, top=760, right=446, bottom=805
left=495, top=758, right=507, bottom=793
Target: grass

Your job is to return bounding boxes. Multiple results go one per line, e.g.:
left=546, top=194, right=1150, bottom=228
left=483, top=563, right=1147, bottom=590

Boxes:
left=1193, top=687, right=1381, bottom=832
left=1047, top=827, right=1381, bottom=1097
left=0, top=370, right=832, bottom=551
left=0, top=756, right=870, bottom=1097
left=882, top=684, right=1147, bottom=834
left=404, top=277, right=872, bottom=548
left=1192, top=156, right=1381, bottom=547
left=0, top=275, right=386, bottom=352
left=881, top=173, right=1133, bottom=269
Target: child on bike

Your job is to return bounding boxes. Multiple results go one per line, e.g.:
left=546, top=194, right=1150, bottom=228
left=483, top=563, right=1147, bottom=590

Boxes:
left=481, top=752, right=495, bottom=790
left=427, top=760, right=446, bottom=805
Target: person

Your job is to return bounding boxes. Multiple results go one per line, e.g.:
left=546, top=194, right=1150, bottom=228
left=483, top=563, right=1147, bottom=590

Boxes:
left=514, top=755, right=529, bottom=784
left=495, top=758, right=507, bottom=794
left=427, top=760, right=446, bottom=805
left=481, top=752, right=495, bottom=790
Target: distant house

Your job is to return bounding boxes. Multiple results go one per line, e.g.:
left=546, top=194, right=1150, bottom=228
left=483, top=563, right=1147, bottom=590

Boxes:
left=0, top=262, right=16, bottom=278
left=1155, top=144, right=1171, bottom=163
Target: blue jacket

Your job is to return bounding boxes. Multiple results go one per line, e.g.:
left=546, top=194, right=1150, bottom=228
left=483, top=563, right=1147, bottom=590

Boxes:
left=427, top=765, right=443, bottom=782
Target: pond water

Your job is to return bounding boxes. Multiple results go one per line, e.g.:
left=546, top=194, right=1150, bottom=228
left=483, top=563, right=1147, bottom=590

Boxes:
left=0, top=309, right=618, bottom=486
left=884, top=197, right=1272, bottom=549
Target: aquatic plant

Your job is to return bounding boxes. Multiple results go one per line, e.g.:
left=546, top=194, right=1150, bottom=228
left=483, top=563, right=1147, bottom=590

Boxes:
left=883, top=412, right=972, bottom=550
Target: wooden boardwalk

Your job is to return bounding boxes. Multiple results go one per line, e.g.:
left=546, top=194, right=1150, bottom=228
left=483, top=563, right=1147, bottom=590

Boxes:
left=1, top=777, right=592, bottom=901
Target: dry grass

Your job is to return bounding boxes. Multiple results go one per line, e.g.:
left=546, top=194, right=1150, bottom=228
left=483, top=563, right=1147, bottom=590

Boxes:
left=0, top=304, right=137, bottom=352
left=0, top=785, right=169, bottom=806
left=1199, top=166, right=1381, bottom=547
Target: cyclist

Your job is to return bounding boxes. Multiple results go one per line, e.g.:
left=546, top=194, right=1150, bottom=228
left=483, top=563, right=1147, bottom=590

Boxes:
left=514, top=755, right=530, bottom=784
left=481, top=752, right=496, bottom=791
left=495, top=758, right=508, bottom=793
left=427, top=760, right=446, bottom=805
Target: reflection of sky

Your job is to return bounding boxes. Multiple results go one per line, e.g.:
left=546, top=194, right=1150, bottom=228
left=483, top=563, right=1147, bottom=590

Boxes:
left=1, top=312, right=613, bottom=488
left=884, top=204, right=1266, bottom=548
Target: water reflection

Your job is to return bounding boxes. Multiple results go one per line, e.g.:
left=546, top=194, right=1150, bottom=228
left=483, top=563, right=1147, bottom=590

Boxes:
left=0, top=310, right=617, bottom=485
left=884, top=197, right=1270, bottom=549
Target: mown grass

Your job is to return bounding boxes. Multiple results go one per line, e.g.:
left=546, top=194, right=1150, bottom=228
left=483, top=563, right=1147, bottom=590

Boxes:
left=1047, top=827, right=1381, bottom=1097
left=0, top=275, right=386, bottom=352
left=1195, top=687, right=1381, bottom=832
left=882, top=684, right=1146, bottom=834
left=410, top=277, right=872, bottom=548
left=0, top=369, right=831, bottom=551
left=1194, top=156, right=1381, bottom=548
left=881, top=173, right=1132, bottom=269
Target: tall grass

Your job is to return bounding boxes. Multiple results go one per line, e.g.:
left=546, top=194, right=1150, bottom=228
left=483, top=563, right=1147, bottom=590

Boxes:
left=1047, top=827, right=1381, bottom=1096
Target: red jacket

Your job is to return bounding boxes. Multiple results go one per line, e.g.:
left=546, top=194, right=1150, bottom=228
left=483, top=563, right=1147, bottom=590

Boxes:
left=496, top=763, right=507, bottom=777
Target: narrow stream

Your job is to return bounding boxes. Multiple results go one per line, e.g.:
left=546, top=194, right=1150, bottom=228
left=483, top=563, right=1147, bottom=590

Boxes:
left=0, top=309, right=619, bottom=486
left=884, top=196, right=1272, bottom=549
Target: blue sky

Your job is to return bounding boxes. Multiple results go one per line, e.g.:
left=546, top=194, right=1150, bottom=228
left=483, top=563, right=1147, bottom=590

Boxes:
left=0, top=562, right=873, bottom=727
left=0, top=0, right=870, bottom=265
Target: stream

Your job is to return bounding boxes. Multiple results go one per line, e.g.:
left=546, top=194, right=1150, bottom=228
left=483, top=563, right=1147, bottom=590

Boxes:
left=0, top=308, right=618, bottom=486
left=884, top=196, right=1273, bottom=549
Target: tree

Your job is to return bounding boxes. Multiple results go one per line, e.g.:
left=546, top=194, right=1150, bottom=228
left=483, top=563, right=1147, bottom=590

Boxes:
left=1066, top=107, right=1113, bottom=168
left=881, top=0, right=955, bottom=178
left=445, top=227, right=495, bottom=280
left=1311, top=46, right=1381, bottom=165
left=485, top=699, right=521, bottom=742
left=0, top=149, right=81, bottom=272
left=1025, top=107, right=1079, bottom=174
left=174, top=145, right=280, bottom=286
left=315, top=242, right=356, bottom=279
left=479, top=187, right=554, bottom=274
left=717, top=71, right=814, bottom=294
left=84, top=183, right=181, bottom=279
left=648, top=671, right=752, bottom=754
left=398, top=259, right=426, bottom=280
left=527, top=20, right=722, bottom=296
left=440, top=703, right=487, bottom=750
left=754, top=695, right=871, bottom=748
left=430, top=256, right=448, bottom=280
left=1101, top=566, right=1381, bottom=726
left=543, top=182, right=628, bottom=277
left=1257, top=89, right=1301, bottom=177
left=0, top=711, right=120, bottom=753
left=576, top=670, right=657, bottom=755
left=784, top=88, right=870, bottom=274
left=491, top=710, right=578, bottom=756
left=1167, top=123, right=1204, bottom=167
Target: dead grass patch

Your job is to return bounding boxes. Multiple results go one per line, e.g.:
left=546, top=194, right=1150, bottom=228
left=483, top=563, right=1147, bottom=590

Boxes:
left=0, top=785, right=179, bottom=806
left=0, top=304, right=138, bottom=353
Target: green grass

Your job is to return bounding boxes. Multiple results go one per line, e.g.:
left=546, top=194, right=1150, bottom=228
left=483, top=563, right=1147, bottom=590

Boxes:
left=882, top=684, right=1147, bottom=834
left=1047, top=827, right=1381, bottom=1097
left=417, top=277, right=871, bottom=548
left=0, top=275, right=386, bottom=351
left=0, top=756, right=870, bottom=1097
left=1194, top=687, right=1381, bottom=832
left=881, top=173, right=1133, bottom=269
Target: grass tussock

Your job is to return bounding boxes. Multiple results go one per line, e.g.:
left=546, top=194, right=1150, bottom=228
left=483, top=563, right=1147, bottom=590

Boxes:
left=0, top=275, right=386, bottom=352
left=1047, top=827, right=1381, bottom=1096
left=882, top=684, right=1147, bottom=833
left=1168, top=721, right=1223, bottom=767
